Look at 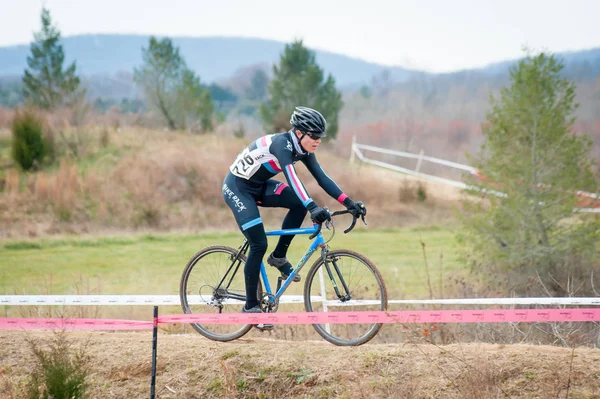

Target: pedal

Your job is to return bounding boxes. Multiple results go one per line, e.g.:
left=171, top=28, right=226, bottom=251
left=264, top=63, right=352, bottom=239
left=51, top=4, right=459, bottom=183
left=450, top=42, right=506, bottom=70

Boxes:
left=255, top=323, right=274, bottom=331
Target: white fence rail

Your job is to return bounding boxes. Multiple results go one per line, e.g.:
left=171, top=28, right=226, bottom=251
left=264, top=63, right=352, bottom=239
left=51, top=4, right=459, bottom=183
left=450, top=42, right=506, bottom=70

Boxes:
left=350, top=138, right=600, bottom=213
left=350, top=140, right=472, bottom=189
left=2, top=295, right=599, bottom=306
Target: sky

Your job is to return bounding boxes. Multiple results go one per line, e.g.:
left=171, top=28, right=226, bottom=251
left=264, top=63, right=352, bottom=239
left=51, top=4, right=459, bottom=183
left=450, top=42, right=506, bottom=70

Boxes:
left=2, top=0, right=600, bottom=73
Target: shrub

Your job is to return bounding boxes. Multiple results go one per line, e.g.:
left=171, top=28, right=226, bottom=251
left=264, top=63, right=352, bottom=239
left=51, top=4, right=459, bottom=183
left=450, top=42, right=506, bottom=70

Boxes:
left=25, top=330, right=91, bottom=399
left=233, top=123, right=245, bottom=139
left=417, top=183, right=427, bottom=202
left=399, top=178, right=428, bottom=203
left=11, top=108, right=47, bottom=170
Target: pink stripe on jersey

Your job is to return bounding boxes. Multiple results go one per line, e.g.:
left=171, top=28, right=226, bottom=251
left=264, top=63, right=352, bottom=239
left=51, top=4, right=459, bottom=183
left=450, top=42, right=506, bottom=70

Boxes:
left=337, top=193, right=348, bottom=204
left=275, top=183, right=288, bottom=195
left=260, top=136, right=268, bottom=147
left=268, top=160, right=282, bottom=172
left=286, top=165, right=308, bottom=202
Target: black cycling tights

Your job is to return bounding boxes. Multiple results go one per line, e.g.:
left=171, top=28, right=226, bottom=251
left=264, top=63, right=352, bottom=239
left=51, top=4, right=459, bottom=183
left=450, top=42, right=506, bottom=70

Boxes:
left=273, top=202, right=308, bottom=257
left=242, top=204, right=307, bottom=309
left=242, top=223, right=267, bottom=309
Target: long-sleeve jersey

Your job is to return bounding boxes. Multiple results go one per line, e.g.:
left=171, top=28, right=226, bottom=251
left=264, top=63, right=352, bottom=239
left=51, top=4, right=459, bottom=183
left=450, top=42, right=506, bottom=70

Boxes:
left=229, top=131, right=348, bottom=208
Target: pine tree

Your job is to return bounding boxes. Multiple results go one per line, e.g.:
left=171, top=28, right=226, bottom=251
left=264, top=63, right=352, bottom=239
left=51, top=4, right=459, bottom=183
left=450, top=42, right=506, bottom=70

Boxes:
left=260, top=40, right=343, bottom=139
left=459, top=51, right=600, bottom=294
left=22, top=8, right=81, bottom=109
left=246, top=69, right=268, bottom=101
left=176, top=68, right=214, bottom=132
left=134, top=37, right=213, bottom=132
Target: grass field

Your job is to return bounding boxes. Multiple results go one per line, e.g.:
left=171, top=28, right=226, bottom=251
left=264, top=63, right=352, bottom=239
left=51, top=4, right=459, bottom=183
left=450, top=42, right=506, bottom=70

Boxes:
left=0, top=225, right=464, bottom=302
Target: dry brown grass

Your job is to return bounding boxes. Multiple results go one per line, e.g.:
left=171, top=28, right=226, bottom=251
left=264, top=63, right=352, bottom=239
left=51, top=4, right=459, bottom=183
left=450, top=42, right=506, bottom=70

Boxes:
left=0, top=127, right=464, bottom=238
left=33, top=159, right=81, bottom=214
left=0, top=109, right=13, bottom=130
left=0, top=106, right=147, bottom=131
left=1, top=330, right=599, bottom=399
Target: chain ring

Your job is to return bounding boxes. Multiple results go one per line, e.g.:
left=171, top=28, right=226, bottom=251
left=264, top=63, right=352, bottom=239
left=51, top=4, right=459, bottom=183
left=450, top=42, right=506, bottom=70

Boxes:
left=260, top=293, right=279, bottom=313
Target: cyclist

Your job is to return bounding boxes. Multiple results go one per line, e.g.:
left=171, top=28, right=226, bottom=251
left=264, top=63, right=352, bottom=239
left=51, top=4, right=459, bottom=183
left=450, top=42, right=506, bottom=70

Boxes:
left=222, top=106, right=367, bottom=323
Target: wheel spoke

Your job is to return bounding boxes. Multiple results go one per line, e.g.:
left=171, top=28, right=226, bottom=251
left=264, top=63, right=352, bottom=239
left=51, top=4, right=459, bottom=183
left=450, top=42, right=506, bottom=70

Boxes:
left=180, top=246, right=258, bottom=341
left=304, top=250, right=387, bottom=346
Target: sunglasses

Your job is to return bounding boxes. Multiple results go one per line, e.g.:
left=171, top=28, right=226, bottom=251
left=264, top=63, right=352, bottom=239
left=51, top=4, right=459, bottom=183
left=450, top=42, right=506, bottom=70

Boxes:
left=305, top=132, right=323, bottom=140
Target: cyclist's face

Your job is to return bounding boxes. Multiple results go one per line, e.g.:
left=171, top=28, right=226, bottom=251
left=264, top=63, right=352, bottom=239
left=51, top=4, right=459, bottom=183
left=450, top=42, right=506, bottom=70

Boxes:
left=296, top=130, right=321, bottom=153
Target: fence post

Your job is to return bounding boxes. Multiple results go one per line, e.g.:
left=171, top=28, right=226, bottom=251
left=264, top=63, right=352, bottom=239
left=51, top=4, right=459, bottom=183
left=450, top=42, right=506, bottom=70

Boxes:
left=350, top=135, right=356, bottom=163
left=150, top=306, right=158, bottom=399
left=415, top=149, right=425, bottom=174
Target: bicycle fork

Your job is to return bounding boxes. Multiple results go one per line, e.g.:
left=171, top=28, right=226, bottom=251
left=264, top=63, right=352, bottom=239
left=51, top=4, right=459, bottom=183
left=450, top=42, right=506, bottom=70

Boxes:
left=321, top=248, right=352, bottom=302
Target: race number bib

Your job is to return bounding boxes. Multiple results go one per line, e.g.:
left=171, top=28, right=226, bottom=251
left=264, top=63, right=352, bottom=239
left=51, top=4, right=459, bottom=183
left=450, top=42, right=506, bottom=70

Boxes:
left=230, top=148, right=260, bottom=179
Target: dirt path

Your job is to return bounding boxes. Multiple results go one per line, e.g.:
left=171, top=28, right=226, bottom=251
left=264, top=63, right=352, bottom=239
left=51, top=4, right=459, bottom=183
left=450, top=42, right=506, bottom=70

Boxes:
left=1, top=330, right=599, bottom=398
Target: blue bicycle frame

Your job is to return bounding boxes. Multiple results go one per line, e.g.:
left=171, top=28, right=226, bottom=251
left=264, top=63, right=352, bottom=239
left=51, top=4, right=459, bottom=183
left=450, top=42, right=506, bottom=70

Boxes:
left=258, top=225, right=325, bottom=301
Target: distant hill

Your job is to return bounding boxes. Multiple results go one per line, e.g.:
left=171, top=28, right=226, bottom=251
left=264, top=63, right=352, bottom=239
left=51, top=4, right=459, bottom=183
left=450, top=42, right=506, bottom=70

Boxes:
left=2, top=34, right=598, bottom=87
left=0, top=34, right=417, bottom=87
left=446, top=47, right=600, bottom=81
left=1, top=35, right=598, bottom=107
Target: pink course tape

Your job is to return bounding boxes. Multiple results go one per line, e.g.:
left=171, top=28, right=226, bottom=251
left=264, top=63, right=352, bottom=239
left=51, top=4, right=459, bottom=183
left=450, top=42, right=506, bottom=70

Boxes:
left=0, top=318, right=153, bottom=331
left=159, top=308, right=600, bottom=325
left=2, top=309, right=599, bottom=331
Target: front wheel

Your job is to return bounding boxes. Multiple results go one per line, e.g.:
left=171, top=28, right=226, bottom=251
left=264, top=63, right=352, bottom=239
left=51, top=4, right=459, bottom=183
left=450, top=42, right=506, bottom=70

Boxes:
left=304, top=249, right=388, bottom=346
left=180, top=245, right=260, bottom=342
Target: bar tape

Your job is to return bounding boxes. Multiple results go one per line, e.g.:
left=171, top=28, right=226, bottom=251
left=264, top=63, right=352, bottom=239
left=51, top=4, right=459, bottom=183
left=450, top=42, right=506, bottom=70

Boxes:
left=2, top=309, right=598, bottom=331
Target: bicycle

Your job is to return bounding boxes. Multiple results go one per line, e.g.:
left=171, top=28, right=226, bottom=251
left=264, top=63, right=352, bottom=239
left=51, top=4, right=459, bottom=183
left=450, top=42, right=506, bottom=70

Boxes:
left=179, top=209, right=388, bottom=346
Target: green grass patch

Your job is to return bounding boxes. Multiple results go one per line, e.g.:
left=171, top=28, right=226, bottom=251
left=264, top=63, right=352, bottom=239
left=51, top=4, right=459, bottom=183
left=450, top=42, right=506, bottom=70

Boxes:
left=0, top=135, right=13, bottom=168
left=0, top=227, right=465, bottom=300
left=0, top=136, right=11, bottom=151
left=4, top=241, right=43, bottom=250
left=74, top=143, right=123, bottom=175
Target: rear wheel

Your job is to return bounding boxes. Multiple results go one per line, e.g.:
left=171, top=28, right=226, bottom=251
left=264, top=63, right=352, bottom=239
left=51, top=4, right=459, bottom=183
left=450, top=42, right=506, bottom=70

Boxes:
left=304, top=249, right=387, bottom=346
left=180, top=245, right=261, bottom=341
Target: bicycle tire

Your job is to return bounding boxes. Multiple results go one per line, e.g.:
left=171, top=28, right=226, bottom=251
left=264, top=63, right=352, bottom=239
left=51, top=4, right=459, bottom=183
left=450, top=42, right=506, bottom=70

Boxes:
left=303, top=249, right=388, bottom=346
left=180, top=245, right=261, bottom=342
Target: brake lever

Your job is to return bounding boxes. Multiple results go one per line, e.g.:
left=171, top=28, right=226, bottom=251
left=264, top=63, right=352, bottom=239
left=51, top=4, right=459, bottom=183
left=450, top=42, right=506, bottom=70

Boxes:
left=310, top=209, right=365, bottom=238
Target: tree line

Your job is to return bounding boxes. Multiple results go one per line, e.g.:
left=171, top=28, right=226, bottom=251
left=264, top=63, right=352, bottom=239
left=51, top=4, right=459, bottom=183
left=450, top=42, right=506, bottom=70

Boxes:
left=6, top=7, right=344, bottom=138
